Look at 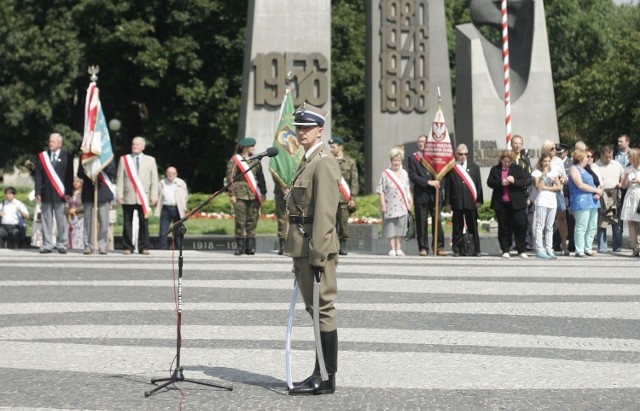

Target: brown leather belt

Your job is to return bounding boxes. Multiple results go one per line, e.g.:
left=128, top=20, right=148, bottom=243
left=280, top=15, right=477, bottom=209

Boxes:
left=289, top=215, right=314, bottom=224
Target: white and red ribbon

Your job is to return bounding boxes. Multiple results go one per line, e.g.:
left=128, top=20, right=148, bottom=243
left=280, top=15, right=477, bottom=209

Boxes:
left=453, top=165, right=478, bottom=203
left=383, top=169, right=410, bottom=211
left=339, top=177, right=351, bottom=203
left=122, top=155, right=151, bottom=216
left=232, top=154, right=262, bottom=207
left=99, top=171, right=116, bottom=197
left=39, top=151, right=66, bottom=200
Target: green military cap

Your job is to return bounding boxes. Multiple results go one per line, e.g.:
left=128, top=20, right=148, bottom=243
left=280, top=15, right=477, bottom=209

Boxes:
left=239, top=137, right=256, bottom=147
left=329, top=136, right=344, bottom=145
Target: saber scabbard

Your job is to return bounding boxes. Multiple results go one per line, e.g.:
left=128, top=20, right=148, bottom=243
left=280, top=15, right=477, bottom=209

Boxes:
left=313, top=270, right=329, bottom=381
left=285, top=278, right=299, bottom=389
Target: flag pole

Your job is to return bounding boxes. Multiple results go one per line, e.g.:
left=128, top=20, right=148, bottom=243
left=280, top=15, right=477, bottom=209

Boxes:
left=502, top=0, right=512, bottom=149
left=88, top=66, right=100, bottom=253
left=433, top=87, right=442, bottom=255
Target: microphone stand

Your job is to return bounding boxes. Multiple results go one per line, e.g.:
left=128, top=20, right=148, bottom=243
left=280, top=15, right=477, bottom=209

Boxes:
left=145, top=157, right=268, bottom=397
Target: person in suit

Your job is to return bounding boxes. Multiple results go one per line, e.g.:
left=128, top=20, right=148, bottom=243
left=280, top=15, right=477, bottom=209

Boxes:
left=445, top=143, right=484, bottom=256
left=116, top=136, right=158, bottom=255
left=407, top=135, right=445, bottom=256
left=34, top=133, right=74, bottom=254
left=285, top=103, right=341, bottom=395
left=487, top=150, right=530, bottom=258
left=78, top=161, right=116, bottom=255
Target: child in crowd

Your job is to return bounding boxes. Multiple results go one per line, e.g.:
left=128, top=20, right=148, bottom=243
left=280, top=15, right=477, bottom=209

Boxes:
left=531, top=153, right=562, bottom=259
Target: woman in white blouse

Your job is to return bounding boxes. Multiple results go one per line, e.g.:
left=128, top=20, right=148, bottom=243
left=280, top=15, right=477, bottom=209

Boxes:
left=619, top=148, right=640, bottom=256
left=377, top=147, right=413, bottom=256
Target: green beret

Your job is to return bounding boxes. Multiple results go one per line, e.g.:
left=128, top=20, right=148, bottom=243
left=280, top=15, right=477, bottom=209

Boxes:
left=329, top=136, right=344, bottom=145
left=239, top=137, right=256, bottom=147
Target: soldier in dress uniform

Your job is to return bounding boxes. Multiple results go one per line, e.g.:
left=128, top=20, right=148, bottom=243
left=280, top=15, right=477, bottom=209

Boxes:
left=227, top=137, right=266, bottom=255
left=285, top=103, right=341, bottom=395
left=329, top=136, right=358, bottom=255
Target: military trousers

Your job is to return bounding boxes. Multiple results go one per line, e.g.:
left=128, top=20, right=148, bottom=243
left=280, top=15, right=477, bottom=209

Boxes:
left=274, top=190, right=288, bottom=239
left=293, top=254, right=338, bottom=332
left=234, top=198, right=259, bottom=238
left=336, top=203, right=350, bottom=240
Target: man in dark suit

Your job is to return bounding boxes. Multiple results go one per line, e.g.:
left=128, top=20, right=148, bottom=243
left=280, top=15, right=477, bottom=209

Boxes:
left=35, top=133, right=74, bottom=254
left=445, top=144, right=484, bottom=255
left=407, top=135, right=445, bottom=256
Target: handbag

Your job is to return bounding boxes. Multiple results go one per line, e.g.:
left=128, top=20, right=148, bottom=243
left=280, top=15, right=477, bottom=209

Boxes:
left=405, top=212, right=416, bottom=240
left=453, top=232, right=477, bottom=256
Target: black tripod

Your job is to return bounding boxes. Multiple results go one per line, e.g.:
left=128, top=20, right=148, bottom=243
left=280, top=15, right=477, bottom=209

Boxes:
left=144, top=223, right=233, bottom=396
left=145, top=157, right=269, bottom=397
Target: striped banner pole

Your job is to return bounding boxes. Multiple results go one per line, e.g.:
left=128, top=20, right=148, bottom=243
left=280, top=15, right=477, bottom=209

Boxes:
left=502, top=0, right=512, bottom=149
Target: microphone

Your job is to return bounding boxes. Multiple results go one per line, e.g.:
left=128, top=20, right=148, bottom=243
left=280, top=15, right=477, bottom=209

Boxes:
left=245, top=147, right=279, bottom=161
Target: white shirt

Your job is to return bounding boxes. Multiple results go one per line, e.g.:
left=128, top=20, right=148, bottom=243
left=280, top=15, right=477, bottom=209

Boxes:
left=0, top=199, right=29, bottom=226
left=161, top=180, right=177, bottom=206
left=304, top=141, right=324, bottom=160
left=532, top=169, right=558, bottom=209
left=594, top=160, right=624, bottom=190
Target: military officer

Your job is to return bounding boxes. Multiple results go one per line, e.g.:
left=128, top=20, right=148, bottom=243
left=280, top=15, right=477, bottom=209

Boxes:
left=227, top=137, right=266, bottom=255
left=285, top=103, right=341, bottom=395
left=329, top=136, right=358, bottom=255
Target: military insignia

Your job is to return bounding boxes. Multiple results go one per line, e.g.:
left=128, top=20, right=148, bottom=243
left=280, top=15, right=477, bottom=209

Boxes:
left=276, top=125, right=300, bottom=155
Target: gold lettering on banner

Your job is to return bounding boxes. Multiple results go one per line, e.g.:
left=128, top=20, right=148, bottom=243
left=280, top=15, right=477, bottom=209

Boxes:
left=253, top=52, right=329, bottom=107
left=379, top=0, right=429, bottom=113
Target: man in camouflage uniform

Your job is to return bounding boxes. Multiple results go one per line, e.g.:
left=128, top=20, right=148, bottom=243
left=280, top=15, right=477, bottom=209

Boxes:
left=227, top=137, right=266, bottom=255
left=329, top=136, right=358, bottom=255
left=285, top=103, right=340, bottom=395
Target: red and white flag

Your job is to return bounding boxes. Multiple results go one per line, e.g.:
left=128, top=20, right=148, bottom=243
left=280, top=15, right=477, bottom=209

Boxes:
left=422, top=105, right=455, bottom=180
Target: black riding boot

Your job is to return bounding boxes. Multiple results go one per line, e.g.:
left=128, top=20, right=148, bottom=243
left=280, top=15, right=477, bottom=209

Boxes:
left=278, top=238, right=285, bottom=255
left=288, top=330, right=337, bottom=395
left=339, top=239, right=348, bottom=256
left=234, top=238, right=245, bottom=255
left=245, top=237, right=256, bottom=255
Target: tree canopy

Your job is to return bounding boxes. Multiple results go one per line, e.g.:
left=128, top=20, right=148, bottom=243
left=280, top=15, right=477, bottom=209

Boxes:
left=0, top=0, right=638, bottom=192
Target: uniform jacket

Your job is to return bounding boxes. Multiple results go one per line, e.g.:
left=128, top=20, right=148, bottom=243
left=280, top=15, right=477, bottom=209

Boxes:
left=226, top=156, right=267, bottom=201
left=445, top=161, right=484, bottom=210
left=155, top=177, right=189, bottom=219
left=336, top=155, right=358, bottom=203
left=35, top=149, right=74, bottom=203
left=78, top=161, right=116, bottom=204
left=407, top=152, right=441, bottom=205
left=116, top=153, right=159, bottom=205
left=284, top=144, right=341, bottom=267
left=486, top=162, right=529, bottom=211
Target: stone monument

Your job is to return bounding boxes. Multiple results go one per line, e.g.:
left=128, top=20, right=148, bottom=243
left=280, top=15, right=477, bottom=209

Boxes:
left=456, top=0, right=558, bottom=194
left=238, top=0, right=331, bottom=197
left=365, top=0, right=455, bottom=193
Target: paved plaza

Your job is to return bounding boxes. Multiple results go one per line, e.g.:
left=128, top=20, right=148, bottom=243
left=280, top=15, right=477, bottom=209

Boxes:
left=0, top=248, right=639, bottom=410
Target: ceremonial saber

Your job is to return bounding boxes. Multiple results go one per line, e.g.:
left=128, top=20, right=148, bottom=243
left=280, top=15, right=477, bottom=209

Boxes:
left=285, top=278, right=299, bottom=389
left=313, top=271, right=329, bottom=381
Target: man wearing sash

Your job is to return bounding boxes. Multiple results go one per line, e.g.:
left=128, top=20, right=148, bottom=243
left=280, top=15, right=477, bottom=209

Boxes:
left=78, top=161, right=116, bottom=255
left=35, top=133, right=74, bottom=254
left=116, top=136, right=158, bottom=255
left=329, top=136, right=358, bottom=255
left=227, top=137, right=266, bottom=255
left=408, top=135, right=445, bottom=256
left=445, top=144, right=483, bottom=256
left=285, top=103, right=340, bottom=395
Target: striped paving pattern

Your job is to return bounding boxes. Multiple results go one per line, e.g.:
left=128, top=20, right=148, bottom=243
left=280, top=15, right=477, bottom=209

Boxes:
left=0, top=249, right=638, bottom=410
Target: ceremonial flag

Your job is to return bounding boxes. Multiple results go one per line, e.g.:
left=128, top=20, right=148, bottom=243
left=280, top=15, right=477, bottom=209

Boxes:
left=422, top=105, right=455, bottom=181
left=81, top=82, right=113, bottom=180
left=269, top=88, right=303, bottom=187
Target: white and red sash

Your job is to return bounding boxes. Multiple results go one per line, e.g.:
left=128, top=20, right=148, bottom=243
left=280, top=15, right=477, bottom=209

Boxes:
left=383, top=169, right=410, bottom=211
left=413, top=151, right=423, bottom=163
left=39, top=151, right=66, bottom=199
left=339, top=177, right=351, bottom=203
left=99, top=171, right=116, bottom=197
left=232, top=154, right=262, bottom=206
left=453, top=164, right=478, bottom=203
left=122, top=155, right=152, bottom=217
